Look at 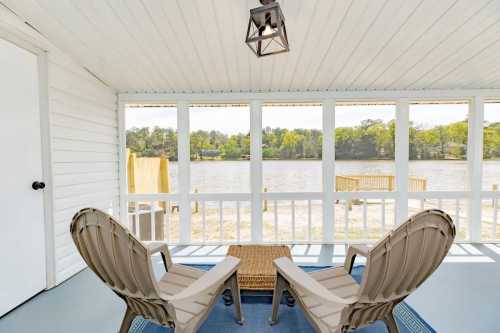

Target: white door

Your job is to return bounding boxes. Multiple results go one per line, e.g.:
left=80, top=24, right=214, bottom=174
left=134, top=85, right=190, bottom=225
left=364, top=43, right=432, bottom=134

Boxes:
left=0, top=38, right=46, bottom=316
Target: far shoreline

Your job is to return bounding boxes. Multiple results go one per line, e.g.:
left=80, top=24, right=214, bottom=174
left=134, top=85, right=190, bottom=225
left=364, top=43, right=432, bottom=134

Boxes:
left=183, top=159, right=487, bottom=162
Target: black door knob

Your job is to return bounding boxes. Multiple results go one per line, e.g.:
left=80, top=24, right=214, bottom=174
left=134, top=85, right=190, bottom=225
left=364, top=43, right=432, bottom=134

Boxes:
left=32, top=181, right=46, bottom=190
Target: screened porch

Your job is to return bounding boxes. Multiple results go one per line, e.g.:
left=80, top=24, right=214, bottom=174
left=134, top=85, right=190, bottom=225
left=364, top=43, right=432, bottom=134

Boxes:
left=120, top=97, right=500, bottom=247
left=1, top=1, right=500, bottom=332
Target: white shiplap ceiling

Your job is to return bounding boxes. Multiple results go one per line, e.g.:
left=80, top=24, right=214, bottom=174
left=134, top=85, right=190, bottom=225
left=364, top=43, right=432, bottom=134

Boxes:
left=3, top=0, right=500, bottom=94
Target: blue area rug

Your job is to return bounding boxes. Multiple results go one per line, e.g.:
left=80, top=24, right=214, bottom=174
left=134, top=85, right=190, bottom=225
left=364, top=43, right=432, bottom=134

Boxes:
left=129, top=265, right=435, bottom=333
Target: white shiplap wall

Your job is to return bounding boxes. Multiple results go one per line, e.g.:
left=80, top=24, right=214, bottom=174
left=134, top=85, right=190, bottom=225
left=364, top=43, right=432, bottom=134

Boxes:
left=0, top=6, right=119, bottom=286
left=49, top=51, right=119, bottom=284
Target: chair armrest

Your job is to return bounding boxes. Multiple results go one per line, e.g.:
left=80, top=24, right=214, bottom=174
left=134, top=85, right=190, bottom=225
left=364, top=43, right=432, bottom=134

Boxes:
left=146, top=242, right=167, bottom=253
left=344, top=244, right=370, bottom=273
left=146, top=242, right=172, bottom=271
left=170, top=256, right=240, bottom=303
left=274, top=257, right=357, bottom=305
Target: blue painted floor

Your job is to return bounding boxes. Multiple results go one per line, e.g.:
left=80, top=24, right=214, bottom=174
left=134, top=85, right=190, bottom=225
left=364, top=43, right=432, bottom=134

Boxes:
left=131, top=299, right=421, bottom=333
left=1, top=243, right=499, bottom=333
left=131, top=266, right=432, bottom=333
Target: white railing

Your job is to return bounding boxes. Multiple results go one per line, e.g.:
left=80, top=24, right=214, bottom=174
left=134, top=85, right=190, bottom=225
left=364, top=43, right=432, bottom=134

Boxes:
left=408, top=192, right=469, bottom=241
left=190, top=193, right=251, bottom=244
left=124, top=190, right=500, bottom=244
left=126, top=193, right=179, bottom=243
left=334, top=192, right=397, bottom=243
left=481, top=191, right=500, bottom=241
left=124, top=191, right=404, bottom=244
left=262, top=192, right=323, bottom=243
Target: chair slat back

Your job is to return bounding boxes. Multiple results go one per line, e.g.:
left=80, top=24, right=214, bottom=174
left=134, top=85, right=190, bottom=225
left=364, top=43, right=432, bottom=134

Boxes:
left=342, top=209, right=455, bottom=330
left=70, top=208, right=172, bottom=324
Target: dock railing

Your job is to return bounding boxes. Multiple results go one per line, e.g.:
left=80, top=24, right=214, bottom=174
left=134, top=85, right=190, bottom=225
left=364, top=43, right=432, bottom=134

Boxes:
left=335, top=175, right=426, bottom=192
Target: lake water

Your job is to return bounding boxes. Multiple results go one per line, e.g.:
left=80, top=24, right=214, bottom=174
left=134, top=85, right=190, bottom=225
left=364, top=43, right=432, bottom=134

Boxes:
left=163, top=160, right=500, bottom=193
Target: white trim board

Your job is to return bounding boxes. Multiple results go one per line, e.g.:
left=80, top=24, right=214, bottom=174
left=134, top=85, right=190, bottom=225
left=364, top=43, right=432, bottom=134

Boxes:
left=119, top=89, right=500, bottom=104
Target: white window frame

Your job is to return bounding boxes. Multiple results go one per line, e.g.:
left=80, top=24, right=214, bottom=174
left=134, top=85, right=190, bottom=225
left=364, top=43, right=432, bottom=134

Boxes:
left=119, top=89, right=500, bottom=244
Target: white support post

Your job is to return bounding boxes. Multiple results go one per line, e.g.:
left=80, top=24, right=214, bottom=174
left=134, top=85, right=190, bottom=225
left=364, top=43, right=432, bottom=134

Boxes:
left=177, top=101, right=191, bottom=244
left=118, top=100, right=128, bottom=226
left=468, top=96, right=484, bottom=242
left=395, top=99, right=409, bottom=225
left=250, top=100, right=263, bottom=243
left=322, top=99, right=335, bottom=242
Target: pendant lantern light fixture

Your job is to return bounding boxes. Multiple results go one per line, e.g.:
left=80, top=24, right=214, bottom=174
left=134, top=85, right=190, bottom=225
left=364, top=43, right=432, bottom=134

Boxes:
left=245, top=0, right=289, bottom=57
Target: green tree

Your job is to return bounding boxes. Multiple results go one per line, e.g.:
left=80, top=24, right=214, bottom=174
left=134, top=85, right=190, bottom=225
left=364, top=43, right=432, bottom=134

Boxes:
left=127, top=116, right=475, bottom=162
left=280, top=131, right=303, bottom=159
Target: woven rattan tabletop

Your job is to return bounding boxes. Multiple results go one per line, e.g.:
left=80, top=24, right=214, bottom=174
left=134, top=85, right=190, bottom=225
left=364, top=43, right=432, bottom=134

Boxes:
left=227, top=245, right=292, bottom=290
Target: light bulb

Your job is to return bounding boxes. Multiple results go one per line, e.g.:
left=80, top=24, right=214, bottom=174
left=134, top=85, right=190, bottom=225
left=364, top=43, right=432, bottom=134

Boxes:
left=263, top=24, right=274, bottom=36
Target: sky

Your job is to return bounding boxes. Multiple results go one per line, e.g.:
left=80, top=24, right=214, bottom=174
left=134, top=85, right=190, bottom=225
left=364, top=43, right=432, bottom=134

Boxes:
left=126, top=103, right=500, bottom=133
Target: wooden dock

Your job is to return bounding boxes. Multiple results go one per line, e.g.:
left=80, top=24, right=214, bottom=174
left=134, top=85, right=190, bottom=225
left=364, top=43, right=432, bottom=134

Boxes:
left=336, top=175, right=427, bottom=192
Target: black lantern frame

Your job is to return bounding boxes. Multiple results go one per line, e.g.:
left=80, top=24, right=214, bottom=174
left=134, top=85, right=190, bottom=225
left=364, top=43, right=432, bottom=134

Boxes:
left=245, top=2, right=289, bottom=57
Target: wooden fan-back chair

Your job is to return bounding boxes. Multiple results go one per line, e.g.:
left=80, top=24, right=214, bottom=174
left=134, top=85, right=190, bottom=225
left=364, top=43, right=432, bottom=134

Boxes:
left=70, top=208, right=243, bottom=333
left=270, top=209, right=455, bottom=333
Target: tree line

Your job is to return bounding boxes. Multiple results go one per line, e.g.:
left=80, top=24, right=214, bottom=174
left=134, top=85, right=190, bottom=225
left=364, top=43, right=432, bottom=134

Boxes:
left=126, top=119, right=500, bottom=161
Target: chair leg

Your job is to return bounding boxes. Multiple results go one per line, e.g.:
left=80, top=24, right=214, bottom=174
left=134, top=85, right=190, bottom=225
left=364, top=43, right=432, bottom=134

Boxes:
left=227, top=273, right=244, bottom=325
left=119, top=307, right=136, bottom=333
left=269, top=274, right=286, bottom=325
left=383, top=312, right=400, bottom=333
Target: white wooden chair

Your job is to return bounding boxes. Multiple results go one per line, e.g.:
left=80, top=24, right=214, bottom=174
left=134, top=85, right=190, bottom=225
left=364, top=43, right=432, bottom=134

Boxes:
left=270, top=209, right=455, bottom=333
left=70, top=208, right=243, bottom=333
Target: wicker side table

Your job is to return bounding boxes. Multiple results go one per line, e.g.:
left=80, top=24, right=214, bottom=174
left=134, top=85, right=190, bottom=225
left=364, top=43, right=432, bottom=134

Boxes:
left=227, top=245, right=292, bottom=290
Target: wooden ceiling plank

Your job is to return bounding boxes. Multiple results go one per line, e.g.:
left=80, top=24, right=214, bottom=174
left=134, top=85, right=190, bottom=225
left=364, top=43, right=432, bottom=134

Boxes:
left=159, top=0, right=212, bottom=92
left=382, top=0, right=495, bottom=90
left=185, top=0, right=230, bottom=92
left=41, top=0, right=146, bottom=92
left=167, top=0, right=215, bottom=92
left=105, top=0, right=177, bottom=93
left=228, top=0, right=250, bottom=92
left=335, top=0, right=420, bottom=90
left=136, top=0, right=195, bottom=93
left=459, top=49, right=500, bottom=88
left=211, top=0, right=242, bottom=92
left=304, top=0, right=356, bottom=91
left=76, top=0, right=166, bottom=92
left=130, top=0, right=191, bottom=93
left=422, top=25, right=500, bottom=89
left=286, top=0, right=333, bottom=91
left=311, top=0, right=377, bottom=90
left=326, top=0, right=392, bottom=90
left=3, top=0, right=125, bottom=90
left=349, top=0, right=458, bottom=90
left=149, top=0, right=207, bottom=93
left=86, top=0, right=174, bottom=92
left=276, top=0, right=318, bottom=91
left=402, top=5, right=500, bottom=89
left=265, top=0, right=299, bottom=92
left=479, top=71, right=500, bottom=89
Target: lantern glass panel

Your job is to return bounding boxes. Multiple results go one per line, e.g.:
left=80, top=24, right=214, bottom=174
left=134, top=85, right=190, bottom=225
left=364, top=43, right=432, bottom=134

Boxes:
left=245, top=2, right=289, bottom=57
